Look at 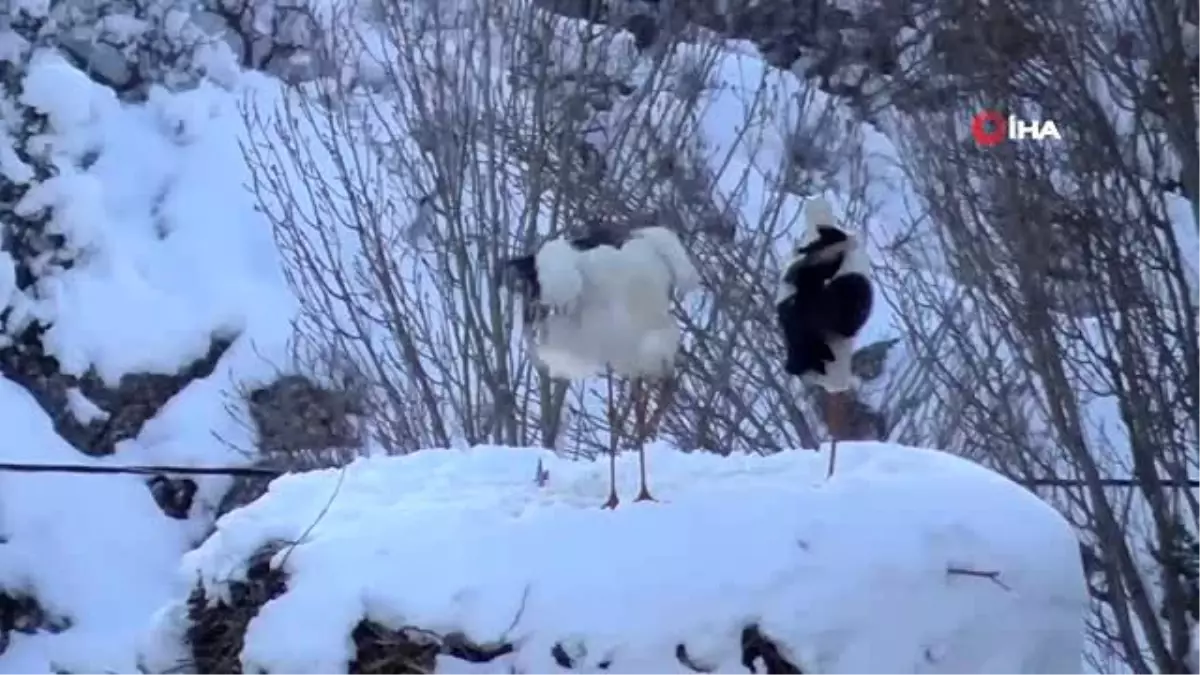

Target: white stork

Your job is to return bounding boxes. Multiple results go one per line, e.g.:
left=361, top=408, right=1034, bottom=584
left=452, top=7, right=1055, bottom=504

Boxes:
left=504, top=226, right=700, bottom=507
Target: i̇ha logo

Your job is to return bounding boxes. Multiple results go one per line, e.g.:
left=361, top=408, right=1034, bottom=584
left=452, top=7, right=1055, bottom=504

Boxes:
left=971, top=110, right=1062, bottom=146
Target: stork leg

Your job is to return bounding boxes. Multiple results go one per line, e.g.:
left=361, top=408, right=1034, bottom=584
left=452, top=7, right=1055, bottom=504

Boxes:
left=826, top=391, right=848, bottom=479
left=632, top=378, right=655, bottom=502
left=634, top=375, right=676, bottom=502
left=602, top=369, right=620, bottom=509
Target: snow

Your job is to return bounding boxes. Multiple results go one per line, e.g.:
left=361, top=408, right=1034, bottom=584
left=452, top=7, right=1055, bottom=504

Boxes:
left=11, top=52, right=291, bottom=385
left=0, top=5, right=1099, bottom=674
left=0, top=48, right=295, bottom=674
left=145, top=442, right=1087, bottom=674
left=64, top=387, right=107, bottom=424
left=0, top=379, right=192, bottom=674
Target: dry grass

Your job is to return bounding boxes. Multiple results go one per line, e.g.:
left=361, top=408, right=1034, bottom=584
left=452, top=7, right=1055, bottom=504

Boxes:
left=0, top=590, right=71, bottom=656
left=185, top=543, right=288, bottom=673
left=182, top=543, right=515, bottom=674
left=181, top=548, right=806, bottom=674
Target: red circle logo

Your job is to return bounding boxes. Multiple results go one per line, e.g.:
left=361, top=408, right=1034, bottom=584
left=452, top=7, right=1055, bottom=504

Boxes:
left=971, top=110, right=1007, bottom=147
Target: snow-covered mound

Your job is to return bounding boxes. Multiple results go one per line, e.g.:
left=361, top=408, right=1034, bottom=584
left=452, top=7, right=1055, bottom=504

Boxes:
left=144, top=442, right=1087, bottom=674
left=0, top=42, right=293, bottom=675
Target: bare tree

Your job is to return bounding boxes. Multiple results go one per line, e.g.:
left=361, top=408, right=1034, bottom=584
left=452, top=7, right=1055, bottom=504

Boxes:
left=876, top=0, right=1198, bottom=670
left=238, top=0, right=907, bottom=462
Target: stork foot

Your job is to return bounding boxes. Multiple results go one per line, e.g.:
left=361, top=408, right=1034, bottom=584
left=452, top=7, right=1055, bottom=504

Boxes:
left=634, top=487, right=656, bottom=502
left=601, top=492, right=620, bottom=509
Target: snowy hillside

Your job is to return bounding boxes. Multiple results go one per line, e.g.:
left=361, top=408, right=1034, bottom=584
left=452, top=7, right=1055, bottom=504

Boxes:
left=2, top=0, right=1176, bottom=669
left=143, top=442, right=1087, bottom=674
left=0, top=23, right=295, bottom=675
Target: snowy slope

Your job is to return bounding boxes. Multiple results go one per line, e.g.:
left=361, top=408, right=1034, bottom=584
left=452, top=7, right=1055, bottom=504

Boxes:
left=144, top=442, right=1088, bottom=674
left=0, top=50, right=294, bottom=674
left=0, top=5, right=1096, bottom=675
left=0, top=378, right=192, bottom=674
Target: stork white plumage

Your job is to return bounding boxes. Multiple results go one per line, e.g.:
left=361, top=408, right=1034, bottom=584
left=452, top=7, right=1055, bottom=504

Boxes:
left=504, top=226, right=700, bottom=507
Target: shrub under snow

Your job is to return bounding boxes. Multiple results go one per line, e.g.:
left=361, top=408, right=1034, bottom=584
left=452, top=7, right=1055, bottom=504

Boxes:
left=143, top=442, right=1088, bottom=674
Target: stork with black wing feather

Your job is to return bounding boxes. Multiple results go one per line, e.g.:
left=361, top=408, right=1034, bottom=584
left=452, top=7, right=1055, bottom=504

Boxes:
left=776, top=197, right=873, bottom=394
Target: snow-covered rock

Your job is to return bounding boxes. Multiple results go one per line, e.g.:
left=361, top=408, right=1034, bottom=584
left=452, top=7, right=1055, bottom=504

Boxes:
left=0, top=42, right=294, bottom=675
left=144, top=442, right=1088, bottom=674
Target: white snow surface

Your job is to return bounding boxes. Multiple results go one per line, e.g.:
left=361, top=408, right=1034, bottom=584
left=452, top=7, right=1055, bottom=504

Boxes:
left=0, top=379, right=193, bottom=674
left=9, top=51, right=291, bottom=385
left=0, top=9, right=1098, bottom=675
left=145, top=442, right=1087, bottom=674
left=0, top=50, right=294, bottom=675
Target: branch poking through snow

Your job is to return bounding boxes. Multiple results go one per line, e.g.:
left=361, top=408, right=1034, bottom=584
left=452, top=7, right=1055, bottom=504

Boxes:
left=946, top=566, right=1012, bottom=592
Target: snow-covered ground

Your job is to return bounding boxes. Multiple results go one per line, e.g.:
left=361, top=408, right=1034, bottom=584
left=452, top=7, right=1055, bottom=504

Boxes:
left=0, top=48, right=294, bottom=674
left=0, top=2, right=1100, bottom=673
left=143, top=442, right=1087, bottom=674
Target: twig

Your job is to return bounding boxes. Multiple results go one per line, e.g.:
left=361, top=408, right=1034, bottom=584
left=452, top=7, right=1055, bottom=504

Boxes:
left=675, top=644, right=715, bottom=673
left=644, top=374, right=678, bottom=441
left=825, top=391, right=845, bottom=478
left=946, top=565, right=1012, bottom=591
left=278, top=466, right=348, bottom=569
left=501, top=584, right=532, bottom=639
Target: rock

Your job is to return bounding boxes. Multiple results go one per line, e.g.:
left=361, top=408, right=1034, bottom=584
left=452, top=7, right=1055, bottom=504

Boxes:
left=0, top=591, right=72, bottom=656
left=182, top=541, right=800, bottom=674
left=0, top=328, right=233, bottom=456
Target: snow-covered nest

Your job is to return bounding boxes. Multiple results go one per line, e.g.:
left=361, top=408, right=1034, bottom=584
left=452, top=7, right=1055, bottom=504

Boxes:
left=144, top=443, right=1087, bottom=674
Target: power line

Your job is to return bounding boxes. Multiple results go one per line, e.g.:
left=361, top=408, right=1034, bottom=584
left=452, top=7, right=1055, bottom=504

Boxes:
left=0, top=461, right=1190, bottom=488
left=1022, top=477, right=1199, bottom=489
left=0, top=461, right=282, bottom=478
